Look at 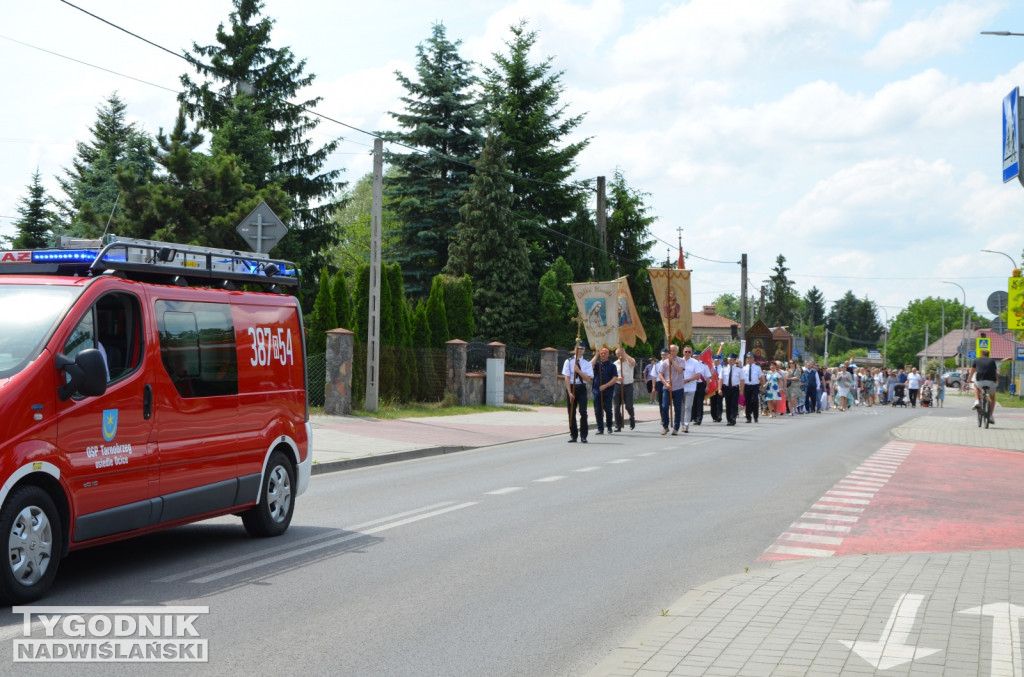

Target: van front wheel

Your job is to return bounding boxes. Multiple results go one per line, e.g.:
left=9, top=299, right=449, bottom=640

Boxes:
left=243, top=452, right=295, bottom=537
left=0, top=486, right=61, bottom=604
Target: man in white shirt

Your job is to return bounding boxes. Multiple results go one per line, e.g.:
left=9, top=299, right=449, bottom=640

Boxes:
left=740, top=352, right=765, bottom=423
left=613, top=346, right=636, bottom=431
left=679, top=346, right=708, bottom=433
left=720, top=353, right=741, bottom=425
left=906, top=367, right=923, bottom=408
left=562, top=342, right=594, bottom=443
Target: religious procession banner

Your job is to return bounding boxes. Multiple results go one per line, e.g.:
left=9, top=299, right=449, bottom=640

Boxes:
left=647, top=267, right=693, bottom=342
left=569, top=280, right=619, bottom=349
left=615, top=276, right=647, bottom=347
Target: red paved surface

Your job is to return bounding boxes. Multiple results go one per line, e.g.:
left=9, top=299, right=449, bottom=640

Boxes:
left=760, top=441, right=1024, bottom=562
left=836, top=442, right=1024, bottom=555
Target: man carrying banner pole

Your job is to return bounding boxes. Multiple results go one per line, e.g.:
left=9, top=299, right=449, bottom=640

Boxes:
left=562, top=341, right=593, bottom=443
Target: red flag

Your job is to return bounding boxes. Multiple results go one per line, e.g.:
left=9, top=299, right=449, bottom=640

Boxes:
left=678, top=244, right=685, bottom=270
left=697, top=347, right=719, bottom=399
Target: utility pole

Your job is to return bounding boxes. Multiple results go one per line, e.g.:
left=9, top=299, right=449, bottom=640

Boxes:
left=596, top=176, right=607, bottom=252
left=740, top=253, right=748, bottom=334
left=759, top=285, right=767, bottom=321
left=364, top=139, right=383, bottom=412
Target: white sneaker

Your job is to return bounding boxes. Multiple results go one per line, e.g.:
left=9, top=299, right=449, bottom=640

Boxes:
left=971, top=401, right=979, bottom=410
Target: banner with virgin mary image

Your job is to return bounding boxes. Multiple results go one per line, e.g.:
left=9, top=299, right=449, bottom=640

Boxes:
left=569, top=280, right=619, bottom=349
left=615, top=276, right=646, bottom=347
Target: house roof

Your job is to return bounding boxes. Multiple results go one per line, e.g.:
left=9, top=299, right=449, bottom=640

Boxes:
left=691, top=305, right=738, bottom=329
left=916, top=328, right=1017, bottom=360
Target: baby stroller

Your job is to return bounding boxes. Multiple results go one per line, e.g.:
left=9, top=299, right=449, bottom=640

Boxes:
left=920, top=384, right=932, bottom=408
left=892, top=383, right=908, bottom=408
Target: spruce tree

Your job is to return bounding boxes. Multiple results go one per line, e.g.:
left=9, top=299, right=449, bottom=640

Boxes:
left=57, top=93, right=154, bottom=237
left=382, top=23, right=484, bottom=297
left=537, top=257, right=576, bottom=349
left=484, top=21, right=589, bottom=267
left=180, top=0, right=342, bottom=305
left=411, top=301, right=434, bottom=400
left=9, top=171, right=56, bottom=248
left=764, top=254, right=799, bottom=328
left=447, top=134, right=535, bottom=345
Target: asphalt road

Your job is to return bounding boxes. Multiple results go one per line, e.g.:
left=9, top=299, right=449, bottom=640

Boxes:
left=0, top=404, right=928, bottom=676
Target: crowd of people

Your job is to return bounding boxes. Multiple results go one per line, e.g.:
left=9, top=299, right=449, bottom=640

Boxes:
left=562, top=341, right=955, bottom=443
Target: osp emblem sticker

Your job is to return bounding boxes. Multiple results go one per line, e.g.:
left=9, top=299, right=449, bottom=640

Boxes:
left=102, top=409, right=118, bottom=442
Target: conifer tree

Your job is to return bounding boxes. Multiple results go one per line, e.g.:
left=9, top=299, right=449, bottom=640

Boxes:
left=443, top=275, right=475, bottom=341
left=57, top=93, right=154, bottom=237
left=382, top=23, right=484, bottom=297
left=180, top=0, right=342, bottom=304
left=307, top=267, right=335, bottom=355
left=331, top=271, right=352, bottom=331
left=484, top=21, right=589, bottom=267
left=537, top=257, right=576, bottom=349
left=411, top=301, right=434, bottom=400
left=9, top=171, right=56, bottom=248
left=426, top=275, right=450, bottom=350
left=447, top=134, right=535, bottom=345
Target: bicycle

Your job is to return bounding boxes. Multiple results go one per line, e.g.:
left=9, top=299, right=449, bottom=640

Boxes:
left=977, top=385, right=991, bottom=429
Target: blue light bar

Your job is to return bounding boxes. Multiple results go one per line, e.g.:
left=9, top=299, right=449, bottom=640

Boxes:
left=32, top=249, right=99, bottom=263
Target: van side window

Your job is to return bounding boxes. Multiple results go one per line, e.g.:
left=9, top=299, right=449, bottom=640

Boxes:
left=65, top=292, right=143, bottom=383
left=156, top=300, right=238, bottom=398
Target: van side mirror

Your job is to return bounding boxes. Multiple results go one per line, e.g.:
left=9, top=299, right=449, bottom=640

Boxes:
left=56, top=349, right=108, bottom=401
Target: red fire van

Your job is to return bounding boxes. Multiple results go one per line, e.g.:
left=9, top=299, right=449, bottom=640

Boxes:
left=0, top=237, right=311, bottom=603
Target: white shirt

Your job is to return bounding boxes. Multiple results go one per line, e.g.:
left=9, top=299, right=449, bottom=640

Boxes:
left=722, top=362, right=741, bottom=387
left=562, top=356, right=594, bottom=386
left=741, top=362, right=763, bottom=387
left=681, top=357, right=705, bottom=393
left=907, top=372, right=923, bottom=390
left=615, top=358, right=634, bottom=385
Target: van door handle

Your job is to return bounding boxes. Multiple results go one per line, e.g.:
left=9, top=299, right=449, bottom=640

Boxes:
left=143, top=384, right=153, bottom=420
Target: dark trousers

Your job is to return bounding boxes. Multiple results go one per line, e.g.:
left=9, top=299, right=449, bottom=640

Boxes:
left=723, top=385, right=740, bottom=424
left=691, top=381, right=706, bottom=424
left=909, top=388, right=919, bottom=407
left=744, top=385, right=761, bottom=422
left=709, top=392, right=723, bottom=422
left=661, top=388, right=684, bottom=430
left=567, top=384, right=589, bottom=440
left=614, top=383, right=635, bottom=430
left=593, top=387, right=614, bottom=432
left=805, top=386, right=818, bottom=413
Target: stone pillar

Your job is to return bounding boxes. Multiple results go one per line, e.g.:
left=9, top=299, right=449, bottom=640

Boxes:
left=488, top=342, right=506, bottom=361
left=540, top=347, right=559, bottom=405
left=446, top=339, right=468, bottom=406
left=324, top=328, right=353, bottom=415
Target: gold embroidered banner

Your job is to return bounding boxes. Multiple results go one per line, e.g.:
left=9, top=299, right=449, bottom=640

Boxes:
left=569, top=280, right=619, bottom=349
left=615, top=276, right=647, bottom=347
left=647, top=268, right=692, bottom=342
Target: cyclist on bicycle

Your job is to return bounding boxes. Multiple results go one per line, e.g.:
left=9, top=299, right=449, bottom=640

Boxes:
left=969, top=349, right=998, bottom=424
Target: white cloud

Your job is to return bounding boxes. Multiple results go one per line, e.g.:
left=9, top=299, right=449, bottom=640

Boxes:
left=863, top=2, right=1004, bottom=69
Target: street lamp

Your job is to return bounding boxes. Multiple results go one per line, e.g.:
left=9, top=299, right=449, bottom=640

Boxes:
left=878, top=305, right=889, bottom=366
left=942, top=281, right=967, bottom=368
left=981, top=249, right=1020, bottom=269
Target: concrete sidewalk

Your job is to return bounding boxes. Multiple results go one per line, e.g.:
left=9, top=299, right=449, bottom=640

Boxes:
left=585, top=395, right=1024, bottom=677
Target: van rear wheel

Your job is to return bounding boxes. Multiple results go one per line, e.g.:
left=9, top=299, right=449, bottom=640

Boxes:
left=0, top=486, right=61, bottom=604
left=243, top=451, right=295, bottom=537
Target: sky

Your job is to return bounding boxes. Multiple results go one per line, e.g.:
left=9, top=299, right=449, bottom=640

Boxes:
left=3, top=0, right=1024, bottom=332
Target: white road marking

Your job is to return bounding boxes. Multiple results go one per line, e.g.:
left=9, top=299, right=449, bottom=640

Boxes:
left=827, top=490, right=876, bottom=498
left=780, top=532, right=844, bottom=546
left=485, top=487, right=523, bottom=495
left=155, top=501, right=459, bottom=583
left=811, top=503, right=864, bottom=512
left=790, top=522, right=852, bottom=533
left=607, top=459, right=632, bottom=464
left=766, top=544, right=834, bottom=557
left=534, top=476, right=566, bottom=483
left=818, top=496, right=871, bottom=505
left=575, top=467, right=602, bottom=473
left=637, top=452, right=658, bottom=457
left=802, top=512, right=859, bottom=522
left=189, top=502, right=479, bottom=584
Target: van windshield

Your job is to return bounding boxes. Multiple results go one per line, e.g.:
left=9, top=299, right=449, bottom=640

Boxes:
left=0, top=285, right=82, bottom=378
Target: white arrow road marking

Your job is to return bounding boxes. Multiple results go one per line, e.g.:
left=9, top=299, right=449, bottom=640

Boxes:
left=959, top=602, right=1024, bottom=677
left=840, top=593, right=940, bottom=670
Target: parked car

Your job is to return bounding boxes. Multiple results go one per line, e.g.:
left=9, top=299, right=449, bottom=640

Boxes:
left=942, top=371, right=963, bottom=389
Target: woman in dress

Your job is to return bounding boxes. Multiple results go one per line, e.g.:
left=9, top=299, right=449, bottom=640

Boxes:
left=764, top=361, right=784, bottom=418
left=785, top=360, right=802, bottom=416
left=835, top=368, right=852, bottom=412
left=864, top=367, right=876, bottom=406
